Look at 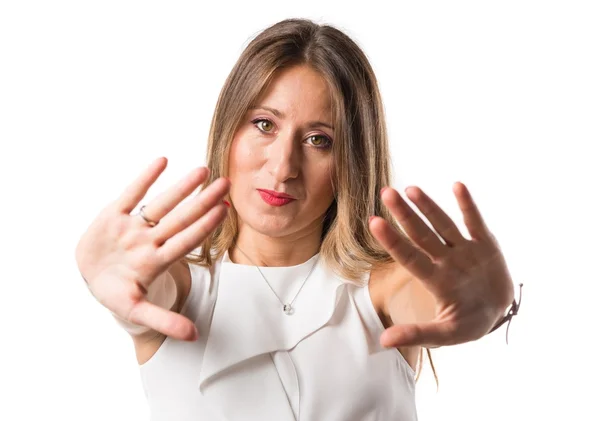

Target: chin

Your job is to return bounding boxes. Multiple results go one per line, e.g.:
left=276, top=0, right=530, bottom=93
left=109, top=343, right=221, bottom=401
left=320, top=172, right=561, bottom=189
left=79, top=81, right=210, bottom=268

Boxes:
left=250, top=214, right=299, bottom=238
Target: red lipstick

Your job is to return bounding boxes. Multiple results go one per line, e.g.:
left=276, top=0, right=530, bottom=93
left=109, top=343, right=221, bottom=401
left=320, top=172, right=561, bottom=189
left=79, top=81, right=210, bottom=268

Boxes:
left=257, top=189, right=295, bottom=206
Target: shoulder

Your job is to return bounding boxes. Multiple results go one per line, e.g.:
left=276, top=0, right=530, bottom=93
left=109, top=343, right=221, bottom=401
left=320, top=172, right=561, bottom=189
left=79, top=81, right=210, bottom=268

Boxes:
left=171, top=247, right=222, bottom=305
left=367, top=262, right=411, bottom=319
left=368, top=262, right=437, bottom=370
left=168, top=258, right=195, bottom=311
left=171, top=253, right=221, bottom=309
left=368, top=262, right=435, bottom=324
left=365, top=263, right=425, bottom=371
left=132, top=258, right=216, bottom=365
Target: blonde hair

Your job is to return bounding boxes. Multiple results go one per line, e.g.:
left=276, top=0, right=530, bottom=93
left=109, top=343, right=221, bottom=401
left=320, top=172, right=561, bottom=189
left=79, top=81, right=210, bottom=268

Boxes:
left=185, top=17, right=437, bottom=383
left=187, top=18, right=397, bottom=283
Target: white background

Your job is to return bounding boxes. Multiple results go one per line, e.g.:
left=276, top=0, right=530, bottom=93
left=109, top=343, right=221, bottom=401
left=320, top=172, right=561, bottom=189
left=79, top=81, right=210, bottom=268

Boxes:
left=1, top=1, right=598, bottom=420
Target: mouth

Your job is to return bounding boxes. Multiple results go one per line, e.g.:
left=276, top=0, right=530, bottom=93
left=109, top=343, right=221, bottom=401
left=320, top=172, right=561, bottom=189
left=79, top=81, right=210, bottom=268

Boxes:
left=257, top=189, right=296, bottom=206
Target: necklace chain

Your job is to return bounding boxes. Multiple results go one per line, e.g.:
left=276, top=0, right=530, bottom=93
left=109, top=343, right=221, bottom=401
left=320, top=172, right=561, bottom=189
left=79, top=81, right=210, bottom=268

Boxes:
left=235, top=246, right=319, bottom=315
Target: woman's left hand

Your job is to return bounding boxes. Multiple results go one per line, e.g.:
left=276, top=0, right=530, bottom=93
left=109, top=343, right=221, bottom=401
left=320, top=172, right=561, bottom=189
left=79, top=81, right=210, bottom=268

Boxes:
left=369, top=182, right=516, bottom=349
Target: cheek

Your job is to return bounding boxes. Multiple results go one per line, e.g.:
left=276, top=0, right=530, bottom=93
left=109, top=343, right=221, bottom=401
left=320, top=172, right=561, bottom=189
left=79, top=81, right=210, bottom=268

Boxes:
left=306, top=161, right=335, bottom=202
left=228, top=133, right=265, bottom=207
left=229, top=133, right=259, bottom=177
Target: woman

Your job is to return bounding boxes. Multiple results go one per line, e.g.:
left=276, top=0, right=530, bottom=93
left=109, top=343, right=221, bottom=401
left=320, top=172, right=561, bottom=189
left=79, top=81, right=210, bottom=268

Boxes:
left=76, top=18, right=519, bottom=421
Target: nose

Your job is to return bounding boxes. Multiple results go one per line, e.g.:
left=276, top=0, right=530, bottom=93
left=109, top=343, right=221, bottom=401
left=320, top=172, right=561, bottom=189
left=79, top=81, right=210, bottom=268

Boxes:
left=266, top=130, right=301, bottom=182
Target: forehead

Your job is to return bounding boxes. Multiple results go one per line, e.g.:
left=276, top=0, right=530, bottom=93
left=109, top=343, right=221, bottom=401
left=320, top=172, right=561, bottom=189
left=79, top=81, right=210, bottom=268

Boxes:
left=253, top=65, right=333, bottom=121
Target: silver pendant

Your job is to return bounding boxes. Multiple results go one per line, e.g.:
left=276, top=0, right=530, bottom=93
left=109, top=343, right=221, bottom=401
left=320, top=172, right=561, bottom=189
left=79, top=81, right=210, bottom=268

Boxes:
left=283, top=304, right=294, bottom=315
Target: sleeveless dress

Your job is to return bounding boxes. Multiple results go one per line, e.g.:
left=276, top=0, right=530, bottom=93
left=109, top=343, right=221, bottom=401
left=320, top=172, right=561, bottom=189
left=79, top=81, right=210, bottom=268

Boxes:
left=139, top=251, right=418, bottom=421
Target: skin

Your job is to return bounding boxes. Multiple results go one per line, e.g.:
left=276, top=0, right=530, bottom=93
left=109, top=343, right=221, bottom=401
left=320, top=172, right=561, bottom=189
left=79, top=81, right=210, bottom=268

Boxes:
left=132, top=64, right=426, bottom=369
left=132, top=64, right=515, bottom=370
left=225, top=64, right=425, bottom=368
left=227, top=64, right=335, bottom=267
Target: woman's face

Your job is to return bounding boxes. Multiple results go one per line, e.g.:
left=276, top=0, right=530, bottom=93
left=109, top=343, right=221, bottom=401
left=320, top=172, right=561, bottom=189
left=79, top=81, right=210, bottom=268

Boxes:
left=228, top=64, right=335, bottom=240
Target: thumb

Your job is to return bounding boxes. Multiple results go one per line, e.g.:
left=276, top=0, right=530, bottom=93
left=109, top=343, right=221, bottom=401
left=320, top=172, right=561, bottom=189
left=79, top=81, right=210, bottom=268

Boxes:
left=380, top=321, right=455, bottom=348
left=128, top=300, right=199, bottom=341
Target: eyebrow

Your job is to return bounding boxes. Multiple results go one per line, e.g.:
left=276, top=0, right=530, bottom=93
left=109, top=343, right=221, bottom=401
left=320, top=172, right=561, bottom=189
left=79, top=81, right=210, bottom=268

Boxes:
left=249, top=105, right=334, bottom=130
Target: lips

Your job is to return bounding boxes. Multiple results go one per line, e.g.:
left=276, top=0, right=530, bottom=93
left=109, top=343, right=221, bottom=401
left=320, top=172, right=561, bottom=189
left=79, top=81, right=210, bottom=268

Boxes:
left=257, top=189, right=296, bottom=206
left=257, top=189, right=295, bottom=199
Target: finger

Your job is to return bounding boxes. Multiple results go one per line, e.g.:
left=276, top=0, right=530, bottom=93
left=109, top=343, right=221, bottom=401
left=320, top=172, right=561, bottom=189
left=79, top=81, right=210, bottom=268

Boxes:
left=453, top=182, right=492, bottom=242
left=405, top=186, right=465, bottom=247
left=380, top=321, right=458, bottom=348
left=137, top=166, right=210, bottom=226
left=381, top=187, right=447, bottom=259
left=152, top=177, right=230, bottom=244
left=157, top=202, right=229, bottom=263
left=115, top=157, right=168, bottom=214
left=128, top=300, right=198, bottom=341
left=369, top=216, right=435, bottom=282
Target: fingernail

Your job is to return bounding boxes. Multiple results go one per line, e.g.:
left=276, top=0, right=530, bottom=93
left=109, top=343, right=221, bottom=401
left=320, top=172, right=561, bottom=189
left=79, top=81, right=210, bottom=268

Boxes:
left=369, top=216, right=376, bottom=223
left=223, top=200, right=231, bottom=208
left=380, top=187, right=387, bottom=196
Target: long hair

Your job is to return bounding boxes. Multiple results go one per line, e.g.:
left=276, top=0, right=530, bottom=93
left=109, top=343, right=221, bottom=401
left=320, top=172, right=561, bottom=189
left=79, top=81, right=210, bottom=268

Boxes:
left=188, top=18, right=397, bottom=282
left=184, top=17, right=437, bottom=382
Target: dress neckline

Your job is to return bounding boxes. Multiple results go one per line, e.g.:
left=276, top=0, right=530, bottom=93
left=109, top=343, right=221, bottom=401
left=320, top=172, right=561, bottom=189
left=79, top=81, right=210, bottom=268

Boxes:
left=198, top=251, right=347, bottom=397
left=222, top=249, right=321, bottom=270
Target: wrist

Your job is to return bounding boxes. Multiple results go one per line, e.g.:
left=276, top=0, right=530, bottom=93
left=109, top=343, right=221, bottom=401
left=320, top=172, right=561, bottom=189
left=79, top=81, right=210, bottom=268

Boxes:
left=487, top=283, right=523, bottom=343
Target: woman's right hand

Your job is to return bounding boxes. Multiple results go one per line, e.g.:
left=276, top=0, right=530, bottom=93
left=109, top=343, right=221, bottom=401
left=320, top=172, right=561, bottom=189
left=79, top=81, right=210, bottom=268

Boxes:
left=75, top=157, right=230, bottom=341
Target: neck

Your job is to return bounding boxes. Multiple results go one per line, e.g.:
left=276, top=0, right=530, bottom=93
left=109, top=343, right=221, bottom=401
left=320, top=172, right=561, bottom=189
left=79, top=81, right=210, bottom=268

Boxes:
left=230, top=222, right=323, bottom=267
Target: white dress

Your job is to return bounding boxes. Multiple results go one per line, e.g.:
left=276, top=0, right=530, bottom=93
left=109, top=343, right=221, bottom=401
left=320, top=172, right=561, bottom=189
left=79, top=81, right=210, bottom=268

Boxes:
left=139, top=251, right=418, bottom=420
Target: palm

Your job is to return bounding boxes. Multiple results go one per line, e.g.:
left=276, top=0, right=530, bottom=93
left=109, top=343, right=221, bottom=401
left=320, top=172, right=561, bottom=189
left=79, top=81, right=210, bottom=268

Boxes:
left=85, top=256, right=152, bottom=321
left=76, top=157, right=230, bottom=340
left=369, top=182, right=515, bottom=348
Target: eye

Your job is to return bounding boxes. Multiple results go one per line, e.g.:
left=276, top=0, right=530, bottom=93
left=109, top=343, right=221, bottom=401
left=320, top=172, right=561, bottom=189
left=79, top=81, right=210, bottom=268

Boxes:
left=252, top=118, right=274, bottom=133
left=305, top=134, right=332, bottom=149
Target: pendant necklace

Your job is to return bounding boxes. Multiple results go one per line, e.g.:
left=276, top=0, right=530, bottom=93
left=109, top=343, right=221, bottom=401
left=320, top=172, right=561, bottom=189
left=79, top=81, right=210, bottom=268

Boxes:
left=235, top=246, right=319, bottom=315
